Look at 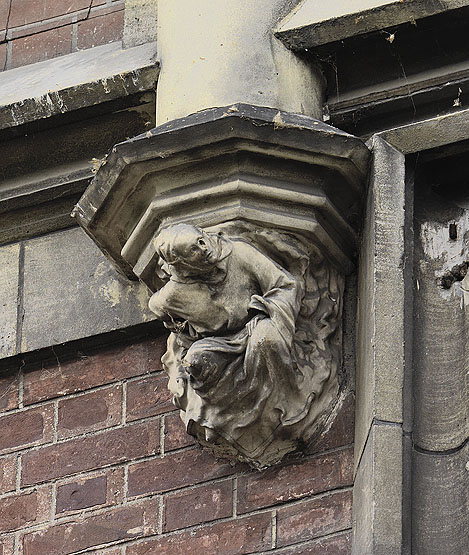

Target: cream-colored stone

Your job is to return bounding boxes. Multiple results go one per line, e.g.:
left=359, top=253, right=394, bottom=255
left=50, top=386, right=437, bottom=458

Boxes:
left=124, top=0, right=158, bottom=48
left=0, top=242, right=20, bottom=358
left=155, top=0, right=323, bottom=123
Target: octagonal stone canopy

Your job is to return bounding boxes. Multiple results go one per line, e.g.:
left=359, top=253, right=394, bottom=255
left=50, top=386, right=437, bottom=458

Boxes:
left=72, top=104, right=370, bottom=292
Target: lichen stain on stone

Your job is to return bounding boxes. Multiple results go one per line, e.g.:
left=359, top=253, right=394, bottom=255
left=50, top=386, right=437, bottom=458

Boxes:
left=98, top=280, right=123, bottom=307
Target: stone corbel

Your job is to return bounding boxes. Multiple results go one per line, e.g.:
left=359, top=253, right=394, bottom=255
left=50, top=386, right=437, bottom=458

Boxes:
left=72, top=104, right=369, bottom=467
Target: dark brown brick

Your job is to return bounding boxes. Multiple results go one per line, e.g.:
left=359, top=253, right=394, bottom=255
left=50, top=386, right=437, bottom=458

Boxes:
left=58, top=385, right=122, bottom=438
left=277, top=532, right=352, bottom=554
left=0, top=455, right=16, bottom=493
left=309, top=393, right=354, bottom=454
left=128, top=512, right=272, bottom=555
left=56, top=467, right=124, bottom=515
left=164, top=411, right=196, bottom=451
left=23, top=498, right=159, bottom=555
left=164, top=479, right=233, bottom=532
left=277, top=490, right=352, bottom=547
left=10, top=25, right=72, bottom=69
left=128, top=447, right=239, bottom=497
left=9, top=0, right=90, bottom=27
left=0, top=0, right=10, bottom=33
left=0, top=373, right=18, bottom=414
left=126, top=373, right=172, bottom=421
left=237, top=447, right=353, bottom=514
left=0, top=404, right=53, bottom=453
left=0, top=42, right=6, bottom=68
left=23, top=338, right=165, bottom=404
left=0, top=488, right=50, bottom=533
left=56, top=475, right=107, bottom=514
left=77, top=6, right=124, bottom=50
left=21, top=419, right=159, bottom=486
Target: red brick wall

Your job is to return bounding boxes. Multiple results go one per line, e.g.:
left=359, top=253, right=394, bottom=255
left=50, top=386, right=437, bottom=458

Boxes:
left=0, top=334, right=354, bottom=554
left=0, top=0, right=125, bottom=71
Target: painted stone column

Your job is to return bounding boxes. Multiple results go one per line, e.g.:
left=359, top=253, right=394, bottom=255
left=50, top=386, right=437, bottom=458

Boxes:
left=155, top=0, right=324, bottom=123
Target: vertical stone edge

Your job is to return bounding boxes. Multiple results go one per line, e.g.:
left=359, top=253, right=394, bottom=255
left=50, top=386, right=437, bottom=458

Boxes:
left=353, top=136, right=407, bottom=554
left=0, top=241, right=21, bottom=359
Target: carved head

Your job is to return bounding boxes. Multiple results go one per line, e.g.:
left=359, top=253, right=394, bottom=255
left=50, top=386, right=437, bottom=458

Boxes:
left=154, top=224, right=219, bottom=274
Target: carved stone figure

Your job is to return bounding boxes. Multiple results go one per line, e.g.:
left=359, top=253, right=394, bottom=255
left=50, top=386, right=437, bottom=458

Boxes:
left=149, top=221, right=343, bottom=467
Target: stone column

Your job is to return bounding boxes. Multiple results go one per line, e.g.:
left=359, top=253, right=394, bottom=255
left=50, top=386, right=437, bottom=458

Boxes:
left=155, top=0, right=324, bottom=123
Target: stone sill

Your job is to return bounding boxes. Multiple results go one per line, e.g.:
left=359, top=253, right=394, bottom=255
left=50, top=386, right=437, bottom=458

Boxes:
left=276, top=0, right=469, bottom=49
left=0, top=41, right=158, bottom=131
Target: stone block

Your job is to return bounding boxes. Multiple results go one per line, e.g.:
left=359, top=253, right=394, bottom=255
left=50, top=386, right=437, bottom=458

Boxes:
left=21, top=227, right=155, bottom=353
left=0, top=243, right=20, bottom=359
left=355, top=136, right=406, bottom=465
left=123, top=0, right=158, bottom=48
left=352, top=423, right=403, bottom=555
left=163, top=479, right=233, bottom=532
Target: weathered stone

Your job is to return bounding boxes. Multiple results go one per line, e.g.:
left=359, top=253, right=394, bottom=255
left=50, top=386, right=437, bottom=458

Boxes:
left=124, top=0, right=158, bottom=48
left=21, top=227, right=155, bottom=353
left=412, top=443, right=469, bottom=555
left=0, top=243, right=20, bottom=359
left=163, top=479, right=233, bottom=532
left=355, top=136, right=406, bottom=465
left=352, top=423, right=403, bottom=555
left=276, top=0, right=469, bottom=49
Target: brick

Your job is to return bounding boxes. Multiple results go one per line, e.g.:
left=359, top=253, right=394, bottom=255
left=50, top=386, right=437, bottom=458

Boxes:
left=164, top=412, right=196, bottom=452
left=56, top=467, right=124, bottom=514
left=164, top=479, right=233, bottom=532
left=128, top=512, right=272, bottom=555
left=0, top=373, right=18, bottom=414
left=126, top=373, right=172, bottom=421
left=21, top=419, right=159, bottom=486
left=0, top=535, right=15, bottom=555
left=0, top=488, right=50, bottom=533
left=0, top=404, right=53, bottom=454
left=56, top=475, right=106, bottom=514
left=23, top=498, right=159, bottom=555
left=309, top=393, right=354, bottom=454
left=58, top=385, right=122, bottom=439
left=0, top=455, right=16, bottom=493
left=0, top=1, right=10, bottom=32
left=0, top=42, right=5, bottom=69
left=277, top=490, right=352, bottom=547
left=10, top=25, right=72, bottom=69
left=128, top=447, right=239, bottom=498
left=9, top=0, right=90, bottom=27
left=237, top=447, right=353, bottom=514
left=277, top=532, right=352, bottom=554
left=23, top=338, right=165, bottom=404
left=77, top=7, right=124, bottom=50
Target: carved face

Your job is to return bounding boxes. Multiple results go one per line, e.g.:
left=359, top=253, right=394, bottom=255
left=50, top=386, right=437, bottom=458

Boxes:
left=155, top=224, right=218, bottom=272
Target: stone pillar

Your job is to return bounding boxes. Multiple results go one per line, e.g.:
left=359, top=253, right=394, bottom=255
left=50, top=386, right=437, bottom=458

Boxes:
left=155, top=0, right=324, bottom=123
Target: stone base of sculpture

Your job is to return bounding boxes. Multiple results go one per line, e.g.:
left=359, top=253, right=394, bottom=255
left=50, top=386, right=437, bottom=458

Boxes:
left=148, top=220, right=343, bottom=467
